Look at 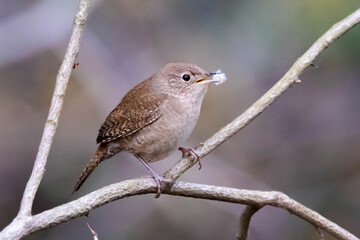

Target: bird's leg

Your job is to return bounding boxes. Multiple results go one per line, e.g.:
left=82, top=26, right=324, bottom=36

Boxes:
left=178, top=147, right=202, bottom=170
left=135, top=154, right=164, bottom=198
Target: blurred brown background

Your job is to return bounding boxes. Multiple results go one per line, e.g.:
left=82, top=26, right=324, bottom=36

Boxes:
left=1, top=1, right=360, bottom=239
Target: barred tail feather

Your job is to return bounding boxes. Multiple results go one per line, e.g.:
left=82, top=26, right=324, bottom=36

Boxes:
left=72, top=144, right=108, bottom=193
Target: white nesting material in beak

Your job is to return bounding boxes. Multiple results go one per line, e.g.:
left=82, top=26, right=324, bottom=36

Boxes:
left=212, top=69, right=227, bottom=85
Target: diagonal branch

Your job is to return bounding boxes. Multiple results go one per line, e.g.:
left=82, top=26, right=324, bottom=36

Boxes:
left=164, top=8, right=360, bottom=181
left=17, top=0, right=90, bottom=218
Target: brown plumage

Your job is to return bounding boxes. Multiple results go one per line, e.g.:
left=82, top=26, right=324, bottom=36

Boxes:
left=73, top=143, right=107, bottom=192
left=73, top=62, right=220, bottom=196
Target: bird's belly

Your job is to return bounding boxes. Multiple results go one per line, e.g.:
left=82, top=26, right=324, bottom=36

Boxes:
left=122, top=103, right=200, bottom=162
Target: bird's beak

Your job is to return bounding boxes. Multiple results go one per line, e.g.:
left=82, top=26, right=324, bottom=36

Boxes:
left=194, top=72, right=220, bottom=85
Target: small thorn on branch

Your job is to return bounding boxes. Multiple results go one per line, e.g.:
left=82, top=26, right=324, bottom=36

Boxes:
left=310, top=63, right=318, bottom=68
left=315, top=225, right=325, bottom=240
left=87, top=223, right=99, bottom=240
left=73, top=62, right=80, bottom=69
left=295, top=79, right=302, bottom=83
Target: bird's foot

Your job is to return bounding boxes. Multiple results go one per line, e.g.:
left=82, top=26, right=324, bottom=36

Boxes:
left=136, top=153, right=173, bottom=198
left=144, top=173, right=173, bottom=198
left=151, top=172, right=164, bottom=198
left=178, top=146, right=202, bottom=170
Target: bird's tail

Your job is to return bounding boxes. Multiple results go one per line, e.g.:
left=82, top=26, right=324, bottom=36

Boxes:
left=72, top=144, right=108, bottom=193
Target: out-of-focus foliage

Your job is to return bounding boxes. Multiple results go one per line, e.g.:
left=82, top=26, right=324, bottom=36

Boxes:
left=0, top=1, right=359, bottom=239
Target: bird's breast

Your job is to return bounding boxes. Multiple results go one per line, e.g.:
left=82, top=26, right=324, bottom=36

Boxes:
left=119, top=94, right=205, bottom=162
left=164, top=96, right=203, bottom=141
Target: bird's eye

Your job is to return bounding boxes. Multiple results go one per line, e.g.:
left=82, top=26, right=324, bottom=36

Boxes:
left=182, top=74, right=191, bottom=81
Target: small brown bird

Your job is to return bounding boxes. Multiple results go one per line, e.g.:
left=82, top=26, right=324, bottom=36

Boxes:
left=73, top=62, right=225, bottom=197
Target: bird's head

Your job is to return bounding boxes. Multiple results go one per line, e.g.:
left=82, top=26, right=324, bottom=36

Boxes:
left=158, top=62, right=225, bottom=99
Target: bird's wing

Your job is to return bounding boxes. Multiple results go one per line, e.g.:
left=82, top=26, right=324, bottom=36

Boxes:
left=96, top=89, right=166, bottom=144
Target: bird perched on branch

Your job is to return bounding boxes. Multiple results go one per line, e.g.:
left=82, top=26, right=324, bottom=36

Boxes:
left=73, top=62, right=227, bottom=197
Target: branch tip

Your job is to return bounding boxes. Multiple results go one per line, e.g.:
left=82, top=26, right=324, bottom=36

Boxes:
left=87, top=223, right=97, bottom=236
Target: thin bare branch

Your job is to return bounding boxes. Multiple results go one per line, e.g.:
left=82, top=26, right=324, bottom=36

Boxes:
left=164, top=8, right=360, bottom=181
left=237, top=205, right=262, bottom=240
left=16, top=0, right=89, bottom=218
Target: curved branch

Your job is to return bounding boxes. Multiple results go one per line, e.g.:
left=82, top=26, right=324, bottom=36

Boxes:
left=16, top=0, right=90, bottom=219
left=164, top=8, right=360, bottom=181
left=1, top=180, right=358, bottom=240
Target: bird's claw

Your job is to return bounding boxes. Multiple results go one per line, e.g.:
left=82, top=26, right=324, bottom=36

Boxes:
left=153, top=174, right=162, bottom=198
left=143, top=174, right=173, bottom=198
left=178, top=146, right=202, bottom=170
